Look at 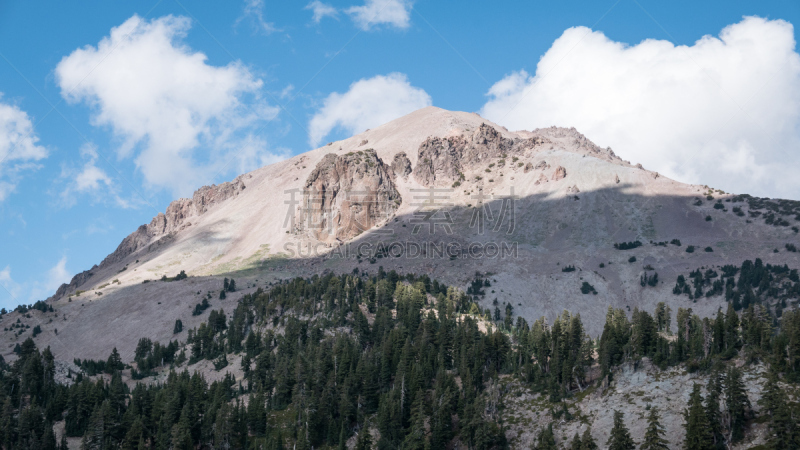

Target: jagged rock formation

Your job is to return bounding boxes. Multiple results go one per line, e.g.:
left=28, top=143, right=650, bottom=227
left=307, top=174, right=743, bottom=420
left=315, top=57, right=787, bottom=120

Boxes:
left=49, top=178, right=246, bottom=301
left=413, top=123, right=548, bottom=186
left=551, top=166, right=567, bottom=181
left=299, top=149, right=400, bottom=242
left=531, top=126, right=620, bottom=162
left=391, top=152, right=412, bottom=178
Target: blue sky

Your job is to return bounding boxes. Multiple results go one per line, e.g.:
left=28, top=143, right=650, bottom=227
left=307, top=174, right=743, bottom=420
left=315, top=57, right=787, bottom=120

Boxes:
left=1, top=0, right=799, bottom=308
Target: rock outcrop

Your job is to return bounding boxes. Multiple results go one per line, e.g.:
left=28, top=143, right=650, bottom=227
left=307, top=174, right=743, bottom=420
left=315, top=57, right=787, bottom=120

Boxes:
left=49, top=178, right=246, bottom=299
left=413, top=123, right=548, bottom=186
left=532, top=126, right=620, bottom=162
left=299, top=149, right=400, bottom=242
left=391, top=152, right=412, bottom=179
left=551, top=166, right=567, bottom=181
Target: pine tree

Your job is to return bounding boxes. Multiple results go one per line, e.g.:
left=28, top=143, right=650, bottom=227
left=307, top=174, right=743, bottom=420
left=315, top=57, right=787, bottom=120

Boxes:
left=579, top=427, right=598, bottom=450
left=354, top=421, right=372, bottom=450
left=173, top=319, right=183, bottom=334
left=42, top=423, right=57, bottom=450
left=105, top=347, right=123, bottom=374
left=723, top=367, right=750, bottom=443
left=704, top=372, right=723, bottom=448
left=535, top=424, right=556, bottom=450
left=338, top=423, right=347, bottom=450
left=759, top=371, right=799, bottom=449
left=607, top=410, right=636, bottom=450
left=640, top=407, right=668, bottom=450
left=684, top=383, right=714, bottom=450
left=569, top=432, right=582, bottom=450
left=402, top=391, right=427, bottom=450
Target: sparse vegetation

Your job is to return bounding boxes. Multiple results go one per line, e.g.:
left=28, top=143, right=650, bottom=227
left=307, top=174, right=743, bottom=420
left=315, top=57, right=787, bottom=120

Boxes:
left=192, top=298, right=211, bottom=316
left=614, top=240, right=642, bottom=250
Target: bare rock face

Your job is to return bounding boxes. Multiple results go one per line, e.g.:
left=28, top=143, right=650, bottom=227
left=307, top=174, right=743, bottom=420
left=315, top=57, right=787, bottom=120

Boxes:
left=551, top=166, right=567, bottom=181
left=50, top=266, right=96, bottom=300
left=532, top=126, right=621, bottom=162
left=299, top=149, right=400, bottom=242
left=391, top=152, right=412, bottom=179
left=49, top=178, right=246, bottom=299
left=413, top=135, right=467, bottom=186
left=413, top=123, right=548, bottom=186
left=109, top=178, right=246, bottom=263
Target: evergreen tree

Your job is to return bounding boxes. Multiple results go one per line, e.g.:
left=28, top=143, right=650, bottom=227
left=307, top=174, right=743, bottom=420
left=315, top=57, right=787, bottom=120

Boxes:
left=640, top=407, right=668, bottom=450
left=704, top=372, right=724, bottom=448
left=535, top=424, right=556, bottom=450
left=42, top=423, right=57, bottom=450
left=354, top=421, right=372, bottom=450
left=105, top=347, right=123, bottom=374
left=173, top=319, right=183, bottom=334
left=723, top=367, right=750, bottom=443
left=569, top=432, right=582, bottom=450
left=758, top=371, right=798, bottom=449
left=402, top=391, right=428, bottom=450
left=684, top=383, right=714, bottom=450
left=606, top=410, right=636, bottom=450
left=579, top=428, right=597, bottom=450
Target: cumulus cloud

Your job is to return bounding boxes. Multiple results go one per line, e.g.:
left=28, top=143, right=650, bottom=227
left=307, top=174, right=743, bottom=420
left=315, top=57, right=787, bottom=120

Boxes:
left=347, top=0, right=412, bottom=31
left=306, top=1, right=338, bottom=23
left=308, top=73, right=431, bottom=147
left=0, top=96, right=47, bottom=201
left=56, top=15, right=281, bottom=197
left=481, top=16, right=800, bottom=199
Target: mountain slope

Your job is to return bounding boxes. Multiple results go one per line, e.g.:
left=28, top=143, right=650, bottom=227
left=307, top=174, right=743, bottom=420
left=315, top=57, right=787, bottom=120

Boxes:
left=9, top=106, right=800, bottom=362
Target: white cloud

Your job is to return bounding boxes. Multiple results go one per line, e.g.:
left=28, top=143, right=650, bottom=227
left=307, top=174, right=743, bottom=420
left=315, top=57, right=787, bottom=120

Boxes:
left=0, top=267, right=11, bottom=285
left=481, top=16, right=800, bottom=199
left=0, top=96, right=47, bottom=201
left=56, top=15, right=281, bottom=197
left=27, top=257, right=72, bottom=302
left=306, top=1, right=338, bottom=23
left=238, top=0, right=280, bottom=34
left=58, top=143, right=129, bottom=207
left=0, top=266, right=20, bottom=304
left=45, top=257, right=70, bottom=293
left=347, top=0, right=412, bottom=31
left=73, top=143, right=112, bottom=193
left=308, top=73, right=431, bottom=147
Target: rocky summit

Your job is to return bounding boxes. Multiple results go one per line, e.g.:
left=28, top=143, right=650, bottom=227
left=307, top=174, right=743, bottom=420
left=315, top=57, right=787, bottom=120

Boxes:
left=6, top=107, right=800, bottom=449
